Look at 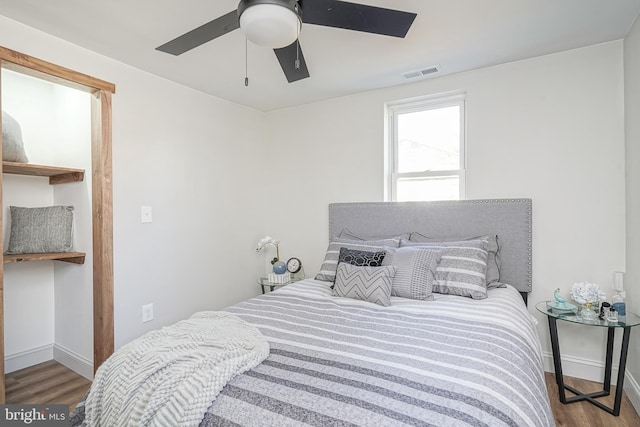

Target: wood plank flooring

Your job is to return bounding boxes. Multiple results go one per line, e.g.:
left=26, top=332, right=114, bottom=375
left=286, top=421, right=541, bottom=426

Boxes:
left=5, top=360, right=90, bottom=411
left=4, top=361, right=640, bottom=426
left=545, top=372, right=640, bottom=426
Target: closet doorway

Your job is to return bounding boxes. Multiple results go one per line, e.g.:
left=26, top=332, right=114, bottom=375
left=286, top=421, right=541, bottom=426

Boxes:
left=0, top=46, right=115, bottom=403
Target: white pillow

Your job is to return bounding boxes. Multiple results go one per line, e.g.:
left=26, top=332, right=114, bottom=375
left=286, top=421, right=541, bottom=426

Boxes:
left=2, top=111, right=29, bottom=163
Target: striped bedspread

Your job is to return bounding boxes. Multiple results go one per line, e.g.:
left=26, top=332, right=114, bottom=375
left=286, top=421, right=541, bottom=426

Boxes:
left=73, top=279, right=554, bottom=427
left=205, top=279, right=554, bottom=427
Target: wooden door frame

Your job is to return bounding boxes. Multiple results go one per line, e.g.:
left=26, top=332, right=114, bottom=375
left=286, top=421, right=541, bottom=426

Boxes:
left=0, top=46, right=116, bottom=402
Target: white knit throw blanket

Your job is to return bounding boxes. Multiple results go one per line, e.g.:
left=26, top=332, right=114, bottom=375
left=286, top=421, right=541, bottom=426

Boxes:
left=84, top=311, right=269, bottom=427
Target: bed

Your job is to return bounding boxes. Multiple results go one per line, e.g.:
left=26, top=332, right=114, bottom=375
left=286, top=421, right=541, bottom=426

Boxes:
left=72, top=199, right=554, bottom=427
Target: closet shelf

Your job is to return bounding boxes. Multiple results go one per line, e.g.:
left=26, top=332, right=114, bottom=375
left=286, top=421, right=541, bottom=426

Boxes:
left=2, top=161, right=85, bottom=184
left=3, top=252, right=86, bottom=264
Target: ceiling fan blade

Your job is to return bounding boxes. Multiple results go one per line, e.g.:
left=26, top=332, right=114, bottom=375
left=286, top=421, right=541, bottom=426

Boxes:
left=299, top=0, right=416, bottom=38
left=156, top=10, right=239, bottom=55
left=274, top=41, right=310, bottom=83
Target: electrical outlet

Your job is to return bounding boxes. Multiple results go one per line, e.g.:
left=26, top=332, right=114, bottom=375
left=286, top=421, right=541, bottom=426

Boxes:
left=141, top=206, right=153, bottom=223
left=142, top=304, right=154, bottom=322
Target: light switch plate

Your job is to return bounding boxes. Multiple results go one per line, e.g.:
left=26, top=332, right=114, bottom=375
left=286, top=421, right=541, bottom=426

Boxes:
left=614, top=271, right=624, bottom=291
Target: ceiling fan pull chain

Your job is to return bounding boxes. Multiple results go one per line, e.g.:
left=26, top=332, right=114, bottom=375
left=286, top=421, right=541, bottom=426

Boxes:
left=295, top=11, right=300, bottom=70
left=244, top=37, right=249, bottom=87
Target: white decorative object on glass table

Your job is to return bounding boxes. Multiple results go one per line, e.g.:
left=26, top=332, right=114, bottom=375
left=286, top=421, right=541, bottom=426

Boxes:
left=255, top=235, right=287, bottom=274
left=267, top=272, right=290, bottom=284
left=258, top=276, right=292, bottom=294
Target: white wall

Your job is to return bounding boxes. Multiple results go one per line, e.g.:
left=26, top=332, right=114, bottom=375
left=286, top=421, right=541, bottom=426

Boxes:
left=51, top=83, right=93, bottom=378
left=264, top=42, right=626, bottom=379
left=1, top=15, right=269, bottom=373
left=2, top=72, right=57, bottom=358
left=624, top=13, right=640, bottom=398
left=2, top=71, right=93, bottom=374
left=110, top=63, right=268, bottom=348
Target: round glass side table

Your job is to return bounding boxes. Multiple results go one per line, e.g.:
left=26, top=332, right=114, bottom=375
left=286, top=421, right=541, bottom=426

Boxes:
left=536, top=301, right=640, bottom=416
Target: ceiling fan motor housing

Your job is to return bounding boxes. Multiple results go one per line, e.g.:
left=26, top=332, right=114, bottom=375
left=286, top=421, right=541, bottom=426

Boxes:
left=238, top=0, right=302, bottom=48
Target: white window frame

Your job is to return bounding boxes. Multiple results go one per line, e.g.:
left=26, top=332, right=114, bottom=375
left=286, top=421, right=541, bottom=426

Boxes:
left=384, top=92, right=467, bottom=202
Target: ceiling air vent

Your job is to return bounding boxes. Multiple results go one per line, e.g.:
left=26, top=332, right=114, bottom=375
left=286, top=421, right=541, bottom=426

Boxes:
left=402, top=65, right=440, bottom=80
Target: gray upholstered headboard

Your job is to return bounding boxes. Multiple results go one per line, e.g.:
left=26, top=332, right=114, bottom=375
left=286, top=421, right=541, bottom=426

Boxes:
left=328, top=199, right=532, bottom=295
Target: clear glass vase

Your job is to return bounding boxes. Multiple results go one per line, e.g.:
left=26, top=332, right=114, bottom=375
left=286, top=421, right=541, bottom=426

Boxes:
left=580, top=301, right=598, bottom=321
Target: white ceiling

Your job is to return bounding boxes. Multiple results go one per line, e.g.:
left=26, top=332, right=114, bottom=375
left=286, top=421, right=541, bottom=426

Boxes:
left=0, top=0, right=639, bottom=111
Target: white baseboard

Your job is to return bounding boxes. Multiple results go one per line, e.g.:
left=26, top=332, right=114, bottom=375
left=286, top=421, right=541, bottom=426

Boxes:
left=543, top=351, right=640, bottom=415
left=4, top=343, right=93, bottom=380
left=53, top=343, right=93, bottom=380
left=4, top=344, right=53, bottom=373
left=625, top=370, right=640, bottom=415
left=542, top=351, right=618, bottom=383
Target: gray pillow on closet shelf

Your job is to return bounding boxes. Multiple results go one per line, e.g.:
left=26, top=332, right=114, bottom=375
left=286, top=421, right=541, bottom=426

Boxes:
left=6, top=206, right=74, bottom=254
left=2, top=111, right=29, bottom=163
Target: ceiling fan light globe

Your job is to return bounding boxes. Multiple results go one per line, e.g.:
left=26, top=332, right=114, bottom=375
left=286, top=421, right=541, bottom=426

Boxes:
left=239, top=3, right=300, bottom=48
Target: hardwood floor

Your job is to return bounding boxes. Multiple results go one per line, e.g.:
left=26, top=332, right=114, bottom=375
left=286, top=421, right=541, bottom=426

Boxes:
left=5, top=360, right=90, bottom=411
left=4, top=361, right=640, bottom=426
left=545, top=372, right=640, bottom=426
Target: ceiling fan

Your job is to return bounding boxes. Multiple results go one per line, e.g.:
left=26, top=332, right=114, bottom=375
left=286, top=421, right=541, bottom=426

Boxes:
left=156, top=0, right=417, bottom=83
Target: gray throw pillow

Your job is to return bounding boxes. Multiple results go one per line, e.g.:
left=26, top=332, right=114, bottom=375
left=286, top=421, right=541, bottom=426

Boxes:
left=332, top=263, right=396, bottom=307
left=400, top=238, right=490, bottom=300
left=315, top=237, right=400, bottom=283
left=338, top=228, right=410, bottom=241
left=7, top=206, right=74, bottom=254
left=410, top=233, right=500, bottom=285
left=2, top=111, right=29, bottom=163
left=382, top=246, right=441, bottom=301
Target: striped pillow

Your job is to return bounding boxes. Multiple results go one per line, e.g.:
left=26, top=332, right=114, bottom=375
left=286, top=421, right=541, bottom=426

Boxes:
left=315, top=238, right=400, bottom=283
left=400, top=238, right=489, bottom=299
left=333, top=263, right=396, bottom=306
left=382, top=246, right=441, bottom=301
left=410, top=233, right=501, bottom=286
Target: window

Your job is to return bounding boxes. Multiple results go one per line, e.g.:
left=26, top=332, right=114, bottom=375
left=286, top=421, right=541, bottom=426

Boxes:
left=385, top=93, right=466, bottom=202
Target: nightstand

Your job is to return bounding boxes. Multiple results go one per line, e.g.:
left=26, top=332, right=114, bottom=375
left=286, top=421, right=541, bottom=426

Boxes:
left=536, top=301, right=640, bottom=416
left=257, top=274, right=304, bottom=294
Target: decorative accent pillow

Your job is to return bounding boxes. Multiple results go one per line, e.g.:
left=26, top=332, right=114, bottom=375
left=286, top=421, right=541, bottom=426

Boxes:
left=338, top=228, right=410, bottom=242
left=338, top=247, right=385, bottom=268
left=2, top=111, right=29, bottom=163
left=334, top=247, right=386, bottom=289
left=410, top=233, right=501, bottom=286
left=332, top=263, right=396, bottom=307
left=315, top=237, right=400, bottom=283
left=7, top=206, right=74, bottom=254
left=381, top=246, right=441, bottom=300
left=400, top=238, right=490, bottom=299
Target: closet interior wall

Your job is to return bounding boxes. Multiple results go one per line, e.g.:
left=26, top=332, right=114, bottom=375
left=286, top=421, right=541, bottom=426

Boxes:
left=0, top=46, right=115, bottom=403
